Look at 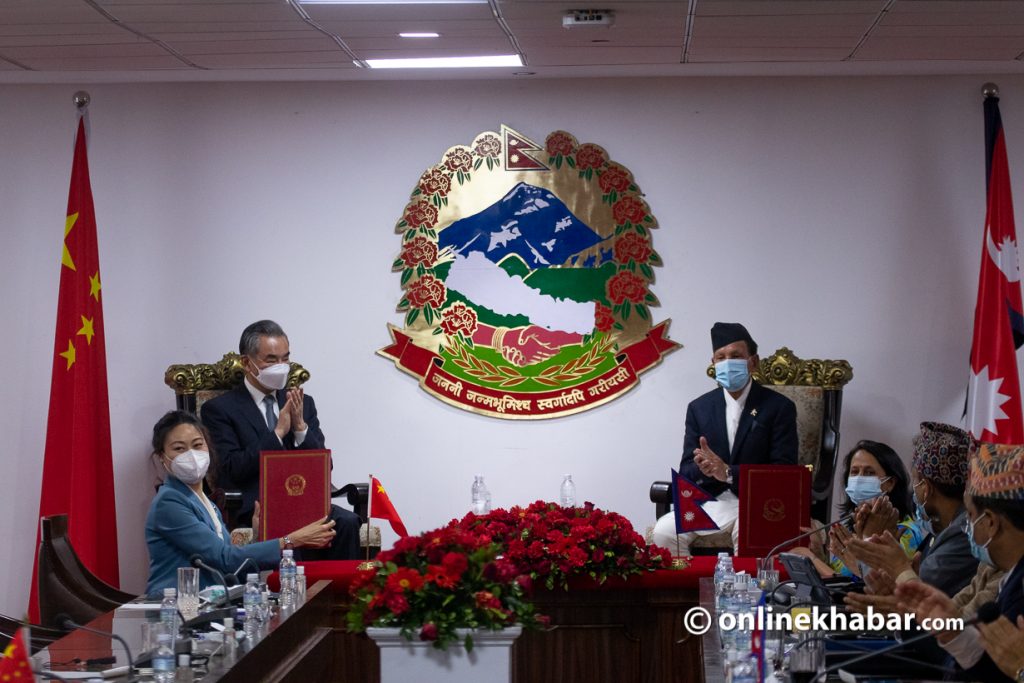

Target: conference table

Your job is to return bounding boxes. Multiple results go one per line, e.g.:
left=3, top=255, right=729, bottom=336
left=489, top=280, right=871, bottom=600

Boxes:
left=37, top=580, right=334, bottom=682
left=38, top=559, right=771, bottom=682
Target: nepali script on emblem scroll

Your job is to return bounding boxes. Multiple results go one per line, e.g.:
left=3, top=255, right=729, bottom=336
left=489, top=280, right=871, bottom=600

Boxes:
left=379, top=125, right=679, bottom=419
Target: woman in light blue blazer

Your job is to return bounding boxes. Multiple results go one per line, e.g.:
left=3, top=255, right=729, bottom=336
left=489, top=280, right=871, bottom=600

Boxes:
left=145, top=410, right=336, bottom=596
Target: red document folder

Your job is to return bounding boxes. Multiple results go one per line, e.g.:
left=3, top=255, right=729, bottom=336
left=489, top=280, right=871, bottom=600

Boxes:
left=258, top=449, right=331, bottom=541
left=737, top=464, right=811, bottom=558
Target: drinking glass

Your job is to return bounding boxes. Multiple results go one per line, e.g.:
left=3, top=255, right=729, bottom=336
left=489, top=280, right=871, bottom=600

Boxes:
left=177, top=567, right=200, bottom=619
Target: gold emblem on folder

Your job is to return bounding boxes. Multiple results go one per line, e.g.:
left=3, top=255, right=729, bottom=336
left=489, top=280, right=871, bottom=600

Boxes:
left=285, top=474, right=307, bottom=497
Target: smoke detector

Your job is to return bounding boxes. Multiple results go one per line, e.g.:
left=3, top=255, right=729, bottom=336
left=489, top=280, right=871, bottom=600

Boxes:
left=562, top=10, right=615, bottom=28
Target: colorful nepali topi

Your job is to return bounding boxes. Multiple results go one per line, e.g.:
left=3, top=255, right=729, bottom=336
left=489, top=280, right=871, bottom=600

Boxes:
left=912, top=422, right=977, bottom=486
left=967, top=442, right=1024, bottom=501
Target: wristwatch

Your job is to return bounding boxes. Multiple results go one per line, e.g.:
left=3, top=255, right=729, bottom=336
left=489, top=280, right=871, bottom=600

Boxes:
left=1015, top=666, right=1024, bottom=683
left=725, top=470, right=733, bottom=485
left=283, top=536, right=293, bottom=548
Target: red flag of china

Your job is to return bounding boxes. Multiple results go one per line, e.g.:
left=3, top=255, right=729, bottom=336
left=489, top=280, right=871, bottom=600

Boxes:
left=0, top=628, right=32, bottom=679
left=370, top=477, right=409, bottom=537
left=29, top=116, right=119, bottom=620
left=967, top=94, right=1024, bottom=443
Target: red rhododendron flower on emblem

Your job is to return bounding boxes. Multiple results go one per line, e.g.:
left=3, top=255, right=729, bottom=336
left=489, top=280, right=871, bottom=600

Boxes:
left=545, top=131, right=576, bottom=156
left=575, top=143, right=608, bottom=170
left=612, top=195, right=648, bottom=225
left=440, top=302, right=478, bottom=336
left=599, top=164, right=631, bottom=194
left=399, top=236, right=438, bottom=268
left=474, top=134, right=501, bottom=158
left=594, top=303, right=614, bottom=333
left=444, top=147, right=474, bottom=173
left=419, top=168, right=452, bottom=197
left=403, top=200, right=439, bottom=229
left=613, top=233, right=652, bottom=265
left=607, top=271, right=648, bottom=305
left=406, top=274, right=447, bottom=309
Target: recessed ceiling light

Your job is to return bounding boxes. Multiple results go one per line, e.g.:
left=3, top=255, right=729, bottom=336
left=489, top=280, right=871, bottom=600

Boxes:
left=399, top=32, right=441, bottom=38
left=366, top=54, right=523, bottom=69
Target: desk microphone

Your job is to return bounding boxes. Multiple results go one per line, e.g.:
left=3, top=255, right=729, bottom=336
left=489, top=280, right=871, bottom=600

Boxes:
left=52, top=613, right=135, bottom=676
left=32, top=665, right=72, bottom=682
left=233, top=558, right=259, bottom=584
left=760, top=510, right=858, bottom=573
left=189, top=554, right=235, bottom=605
left=807, top=601, right=1002, bottom=683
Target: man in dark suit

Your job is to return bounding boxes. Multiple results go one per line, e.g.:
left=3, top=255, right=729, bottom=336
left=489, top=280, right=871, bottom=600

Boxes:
left=652, top=322, right=798, bottom=554
left=201, top=319, right=361, bottom=560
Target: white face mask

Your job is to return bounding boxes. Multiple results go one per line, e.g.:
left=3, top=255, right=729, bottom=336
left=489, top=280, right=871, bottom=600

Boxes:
left=167, top=449, right=210, bottom=485
left=253, top=361, right=289, bottom=391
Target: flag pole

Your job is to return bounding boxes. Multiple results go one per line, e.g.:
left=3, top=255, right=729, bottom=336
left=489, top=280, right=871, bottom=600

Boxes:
left=357, top=474, right=374, bottom=570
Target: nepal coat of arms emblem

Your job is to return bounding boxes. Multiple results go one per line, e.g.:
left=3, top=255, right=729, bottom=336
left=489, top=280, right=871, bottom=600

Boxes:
left=379, top=125, right=678, bottom=419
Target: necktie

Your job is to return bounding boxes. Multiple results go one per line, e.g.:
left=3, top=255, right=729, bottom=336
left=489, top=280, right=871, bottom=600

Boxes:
left=263, top=395, right=277, bottom=431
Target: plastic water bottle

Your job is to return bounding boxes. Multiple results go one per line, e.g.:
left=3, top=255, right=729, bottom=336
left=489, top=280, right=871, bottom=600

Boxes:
left=471, top=475, right=486, bottom=514
left=296, top=565, right=307, bottom=605
left=279, top=549, right=297, bottom=608
left=152, top=633, right=175, bottom=683
left=713, top=552, right=728, bottom=600
left=160, top=587, right=179, bottom=639
left=717, top=557, right=735, bottom=611
left=243, top=573, right=262, bottom=638
left=730, top=653, right=758, bottom=683
left=221, top=617, right=236, bottom=661
left=560, top=474, right=576, bottom=507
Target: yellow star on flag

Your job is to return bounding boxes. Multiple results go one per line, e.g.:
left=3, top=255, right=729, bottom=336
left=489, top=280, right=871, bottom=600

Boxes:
left=89, top=272, right=102, bottom=302
left=62, top=212, right=78, bottom=271
left=59, top=339, right=76, bottom=370
left=77, top=315, right=95, bottom=345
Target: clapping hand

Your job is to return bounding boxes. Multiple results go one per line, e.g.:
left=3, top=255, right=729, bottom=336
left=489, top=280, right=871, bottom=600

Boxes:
left=854, top=497, right=899, bottom=539
left=977, top=614, right=1024, bottom=679
left=694, top=437, right=729, bottom=482
left=844, top=568, right=899, bottom=615
left=829, top=524, right=860, bottom=572
left=287, top=387, right=306, bottom=432
left=894, top=580, right=961, bottom=643
left=848, top=531, right=912, bottom=580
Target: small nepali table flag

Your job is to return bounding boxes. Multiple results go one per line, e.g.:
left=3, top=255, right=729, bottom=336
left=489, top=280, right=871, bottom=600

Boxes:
left=671, top=469, right=719, bottom=533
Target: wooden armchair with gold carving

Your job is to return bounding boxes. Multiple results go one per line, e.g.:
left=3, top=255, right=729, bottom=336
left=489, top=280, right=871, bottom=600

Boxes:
left=649, top=347, right=853, bottom=553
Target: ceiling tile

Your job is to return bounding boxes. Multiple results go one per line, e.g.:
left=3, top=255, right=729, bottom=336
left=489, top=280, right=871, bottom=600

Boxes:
left=22, top=55, right=190, bottom=69
left=855, top=35, right=1024, bottom=60
left=523, top=45, right=682, bottom=65
left=688, top=47, right=854, bottom=62
left=98, top=2, right=298, bottom=23
left=192, top=50, right=357, bottom=68
left=173, top=36, right=338, bottom=55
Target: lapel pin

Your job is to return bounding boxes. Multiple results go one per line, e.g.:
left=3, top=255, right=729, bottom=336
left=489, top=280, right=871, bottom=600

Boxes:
left=750, top=408, right=758, bottom=417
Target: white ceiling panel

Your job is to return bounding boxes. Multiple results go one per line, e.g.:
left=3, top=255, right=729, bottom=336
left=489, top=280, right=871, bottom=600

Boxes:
left=694, top=1, right=887, bottom=15
left=98, top=2, right=298, bottom=23
left=690, top=35, right=857, bottom=49
left=345, top=36, right=511, bottom=52
left=193, top=50, right=357, bottom=68
left=130, top=21, right=311, bottom=33
left=23, top=55, right=190, bottom=70
left=523, top=46, right=682, bottom=65
left=688, top=46, right=854, bottom=62
left=317, top=20, right=503, bottom=38
left=855, top=36, right=1024, bottom=60
left=882, top=11, right=1024, bottom=26
left=304, top=4, right=495, bottom=22
left=4, top=42, right=169, bottom=60
left=516, top=28, right=684, bottom=47
left=173, top=36, right=338, bottom=55
left=151, top=30, right=319, bottom=42
left=0, top=33, right=147, bottom=48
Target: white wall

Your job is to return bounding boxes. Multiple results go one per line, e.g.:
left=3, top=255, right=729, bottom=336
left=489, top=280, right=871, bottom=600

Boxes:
left=1, top=74, right=1019, bottom=616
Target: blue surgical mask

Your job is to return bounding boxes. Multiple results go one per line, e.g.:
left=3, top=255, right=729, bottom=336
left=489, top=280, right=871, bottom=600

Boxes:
left=845, top=475, right=888, bottom=505
left=714, top=359, right=750, bottom=392
left=965, top=512, right=994, bottom=567
left=913, top=483, right=937, bottom=536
